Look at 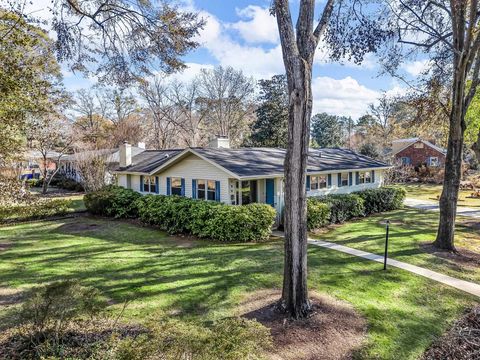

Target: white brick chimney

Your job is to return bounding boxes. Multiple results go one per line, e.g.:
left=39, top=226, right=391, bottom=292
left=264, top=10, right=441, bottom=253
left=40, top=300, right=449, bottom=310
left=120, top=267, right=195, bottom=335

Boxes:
left=208, top=136, right=230, bottom=149
left=119, top=142, right=132, bottom=168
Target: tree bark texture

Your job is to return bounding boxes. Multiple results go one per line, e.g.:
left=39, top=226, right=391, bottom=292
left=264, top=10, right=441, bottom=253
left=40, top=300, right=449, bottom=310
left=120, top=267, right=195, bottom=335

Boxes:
left=434, top=1, right=479, bottom=251
left=274, top=0, right=334, bottom=319
left=435, top=72, right=466, bottom=251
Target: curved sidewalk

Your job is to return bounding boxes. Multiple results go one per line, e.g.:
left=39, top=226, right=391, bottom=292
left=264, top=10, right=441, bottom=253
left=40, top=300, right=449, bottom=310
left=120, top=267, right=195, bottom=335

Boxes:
left=273, top=231, right=480, bottom=298
left=308, top=238, right=480, bottom=298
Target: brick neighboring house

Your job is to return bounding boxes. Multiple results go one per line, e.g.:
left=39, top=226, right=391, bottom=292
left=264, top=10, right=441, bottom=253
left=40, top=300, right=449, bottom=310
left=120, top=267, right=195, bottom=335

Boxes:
left=391, top=138, right=446, bottom=167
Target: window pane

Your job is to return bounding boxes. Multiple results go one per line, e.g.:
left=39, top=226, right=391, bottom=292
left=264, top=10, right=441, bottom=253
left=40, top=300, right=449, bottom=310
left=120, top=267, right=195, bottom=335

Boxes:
left=171, top=177, right=181, bottom=188
left=207, top=190, right=216, bottom=201
left=365, top=172, right=371, bottom=183
left=319, top=176, right=326, bottom=188
left=198, top=180, right=205, bottom=189
left=241, top=180, right=251, bottom=205
left=310, top=176, right=318, bottom=190
left=198, top=189, right=206, bottom=199
left=143, top=176, right=149, bottom=192
left=207, top=180, right=215, bottom=191
left=171, top=177, right=182, bottom=195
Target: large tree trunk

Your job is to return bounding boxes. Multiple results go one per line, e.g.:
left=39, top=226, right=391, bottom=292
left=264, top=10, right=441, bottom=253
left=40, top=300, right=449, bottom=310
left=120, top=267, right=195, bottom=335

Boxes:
left=434, top=68, right=467, bottom=251
left=280, top=59, right=313, bottom=319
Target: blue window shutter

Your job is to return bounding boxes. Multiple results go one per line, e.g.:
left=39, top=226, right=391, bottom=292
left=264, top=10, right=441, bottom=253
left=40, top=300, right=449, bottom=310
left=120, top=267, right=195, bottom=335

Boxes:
left=372, top=170, right=375, bottom=183
left=181, top=178, right=185, bottom=196
left=140, top=175, right=144, bottom=192
left=166, top=177, right=171, bottom=195
left=192, top=179, right=197, bottom=199
left=155, top=176, right=159, bottom=194
left=337, top=173, right=342, bottom=187
left=215, top=180, right=221, bottom=201
left=349, top=172, right=353, bottom=186
left=306, top=175, right=310, bottom=190
left=355, top=172, right=359, bottom=185
left=327, top=174, right=332, bottom=187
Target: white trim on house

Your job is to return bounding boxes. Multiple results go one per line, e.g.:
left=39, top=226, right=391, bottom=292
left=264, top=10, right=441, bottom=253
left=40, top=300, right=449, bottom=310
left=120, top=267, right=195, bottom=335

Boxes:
left=391, top=139, right=446, bottom=157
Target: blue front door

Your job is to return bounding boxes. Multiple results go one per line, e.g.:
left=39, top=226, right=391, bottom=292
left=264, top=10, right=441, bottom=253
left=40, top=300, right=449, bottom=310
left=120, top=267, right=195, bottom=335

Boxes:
left=265, top=179, right=275, bottom=206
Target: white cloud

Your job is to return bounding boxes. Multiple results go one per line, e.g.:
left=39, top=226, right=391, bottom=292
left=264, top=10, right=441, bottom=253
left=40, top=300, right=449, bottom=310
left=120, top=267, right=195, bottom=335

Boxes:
left=229, top=6, right=278, bottom=44
left=402, top=60, right=430, bottom=77
left=312, top=76, right=380, bottom=118
left=194, top=10, right=284, bottom=78
left=169, top=62, right=214, bottom=83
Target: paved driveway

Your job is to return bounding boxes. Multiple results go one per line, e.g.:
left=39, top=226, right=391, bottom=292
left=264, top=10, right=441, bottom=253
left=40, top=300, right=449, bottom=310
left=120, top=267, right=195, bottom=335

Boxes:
left=405, top=198, right=480, bottom=219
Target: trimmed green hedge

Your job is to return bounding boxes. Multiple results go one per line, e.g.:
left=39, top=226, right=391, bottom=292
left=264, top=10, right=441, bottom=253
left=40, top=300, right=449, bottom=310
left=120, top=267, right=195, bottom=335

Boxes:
left=85, top=188, right=276, bottom=242
left=135, top=195, right=276, bottom=242
left=307, top=200, right=331, bottom=230
left=84, top=185, right=141, bottom=218
left=0, top=199, right=72, bottom=223
left=307, top=187, right=405, bottom=230
left=354, top=186, right=406, bottom=215
left=314, top=193, right=365, bottom=224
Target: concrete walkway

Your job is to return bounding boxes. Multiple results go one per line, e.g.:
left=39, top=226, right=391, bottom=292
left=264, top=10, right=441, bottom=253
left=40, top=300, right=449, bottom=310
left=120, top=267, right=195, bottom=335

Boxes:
left=273, top=231, right=480, bottom=298
left=405, top=198, right=480, bottom=219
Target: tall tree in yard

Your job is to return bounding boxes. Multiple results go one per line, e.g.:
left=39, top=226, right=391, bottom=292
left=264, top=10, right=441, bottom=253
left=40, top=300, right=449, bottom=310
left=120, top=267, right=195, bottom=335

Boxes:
left=332, top=1, right=480, bottom=251
left=272, top=0, right=335, bottom=319
left=246, top=74, right=289, bottom=148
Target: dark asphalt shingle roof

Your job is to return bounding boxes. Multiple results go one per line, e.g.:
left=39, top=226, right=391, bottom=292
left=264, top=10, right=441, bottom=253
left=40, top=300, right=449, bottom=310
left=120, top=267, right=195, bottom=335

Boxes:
left=115, top=147, right=389, bottom=177
left=194, top=147, right=388, bottom=177
left=116, top=149, right=183, bottom=173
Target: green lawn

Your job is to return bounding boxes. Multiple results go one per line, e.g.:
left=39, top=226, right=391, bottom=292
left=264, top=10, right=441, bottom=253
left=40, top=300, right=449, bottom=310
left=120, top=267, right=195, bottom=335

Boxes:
left=0, top=216, right=477, bottom=359
left=404, top=183, right=480, bottom=208
left=311, top=208, right=480, bottom=284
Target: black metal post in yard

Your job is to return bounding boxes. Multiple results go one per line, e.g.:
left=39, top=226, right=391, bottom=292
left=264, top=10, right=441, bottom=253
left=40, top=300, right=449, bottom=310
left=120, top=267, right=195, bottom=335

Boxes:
left=384, top=220, right=390, bottom=270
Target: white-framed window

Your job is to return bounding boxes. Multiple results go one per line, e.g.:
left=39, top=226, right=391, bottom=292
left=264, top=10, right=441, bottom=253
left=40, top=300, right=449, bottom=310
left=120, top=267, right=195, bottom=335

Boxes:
left=341, top=173, right=349, bottom=186
left=197, top=179, right=216, bottom=201
left=143, top=176, right=157, bottom=193
left=358, top=171, right=372, bottom=184
left=429, top=157, right=439, bottom=167
left=401, top=157, right=410, bottom=165
left=310, top=175, right=327, bottom=190
left=170, top=177, right=182, bottom=195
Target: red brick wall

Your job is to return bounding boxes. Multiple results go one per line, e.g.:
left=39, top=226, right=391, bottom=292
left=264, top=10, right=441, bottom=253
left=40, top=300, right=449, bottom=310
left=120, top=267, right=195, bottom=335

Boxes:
left=394, top=141, right=446, bottom=166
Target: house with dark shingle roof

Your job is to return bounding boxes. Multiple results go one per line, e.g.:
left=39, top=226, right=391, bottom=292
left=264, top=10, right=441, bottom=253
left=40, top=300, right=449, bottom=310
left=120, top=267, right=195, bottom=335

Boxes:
left=113, top=137, right=390, bottom=221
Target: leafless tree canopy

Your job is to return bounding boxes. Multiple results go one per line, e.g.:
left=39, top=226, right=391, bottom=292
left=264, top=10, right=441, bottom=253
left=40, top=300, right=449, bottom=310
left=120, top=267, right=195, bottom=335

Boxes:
left=196, top=66, right=256, bottom=145
left=49, top=0, right=205, bottom=85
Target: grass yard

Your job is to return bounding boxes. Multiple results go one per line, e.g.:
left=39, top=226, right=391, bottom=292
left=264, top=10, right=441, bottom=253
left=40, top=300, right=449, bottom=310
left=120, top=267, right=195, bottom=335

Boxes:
left=0, top=216, right=477, bottom=360
left=311, top=207, right=480, bottom=284
left=404, top=183, right=480, bottom=208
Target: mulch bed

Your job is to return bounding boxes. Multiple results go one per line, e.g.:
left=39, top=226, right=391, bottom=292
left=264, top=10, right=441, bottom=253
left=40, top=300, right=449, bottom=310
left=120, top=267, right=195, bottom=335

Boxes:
left=420, top=243, right=480, bottom=267
left=422, top=307, right=480, bottom=360
left=238, top=289, right=367, bottom=360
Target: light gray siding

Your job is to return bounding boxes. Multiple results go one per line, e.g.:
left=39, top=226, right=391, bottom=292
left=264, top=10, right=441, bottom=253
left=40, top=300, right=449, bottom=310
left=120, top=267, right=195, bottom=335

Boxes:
left=307, top=169, right=384, bottom=197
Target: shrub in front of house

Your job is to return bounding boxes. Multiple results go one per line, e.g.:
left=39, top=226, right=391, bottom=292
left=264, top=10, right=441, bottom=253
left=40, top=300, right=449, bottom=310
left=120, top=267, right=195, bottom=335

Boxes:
left=202, top=203, right=276, bottom=242
left=355, top=186, right=406, bottom=215
left=317, top=193, right=366, bottom=224
left=135, top=195, right=276, bottom=242
left=0, top=199, right=72, bottom=223
left=306, top=198, right=331, bottom=230
left=84, top=185, right=141, bottom=218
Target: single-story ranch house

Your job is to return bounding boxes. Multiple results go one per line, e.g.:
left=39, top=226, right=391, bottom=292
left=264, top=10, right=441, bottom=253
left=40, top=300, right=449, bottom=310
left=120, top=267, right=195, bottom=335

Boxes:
left=114, top=138, right=390, bottom=222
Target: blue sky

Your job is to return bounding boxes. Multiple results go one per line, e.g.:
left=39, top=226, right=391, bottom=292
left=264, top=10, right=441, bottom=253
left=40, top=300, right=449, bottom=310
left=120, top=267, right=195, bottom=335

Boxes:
left=28, top=0, right=427, bottom=118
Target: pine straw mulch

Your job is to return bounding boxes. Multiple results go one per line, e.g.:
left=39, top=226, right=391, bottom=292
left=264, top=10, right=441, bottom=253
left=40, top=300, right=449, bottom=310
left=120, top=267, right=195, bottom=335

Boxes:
left=237, top=289, right=367, bottom=360
left=0, top=319, right=146, bottom=360
left=422, top=306, right=480, bottom=360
